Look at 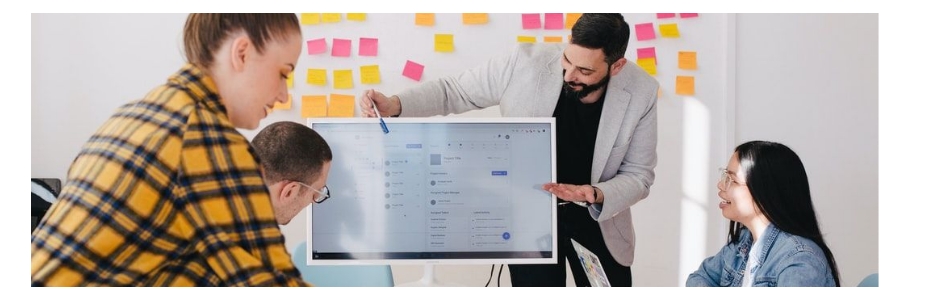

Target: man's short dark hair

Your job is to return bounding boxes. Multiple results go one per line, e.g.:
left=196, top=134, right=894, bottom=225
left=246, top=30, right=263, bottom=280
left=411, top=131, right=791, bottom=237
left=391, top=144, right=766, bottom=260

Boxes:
left=570, top=13, right=630, bottom=65
left=252, top=121, right=333, bottom=185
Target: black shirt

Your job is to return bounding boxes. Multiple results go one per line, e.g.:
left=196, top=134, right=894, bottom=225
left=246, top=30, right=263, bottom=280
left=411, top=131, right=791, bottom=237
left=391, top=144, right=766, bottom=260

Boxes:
left=553, top=86, right=606, bottom=191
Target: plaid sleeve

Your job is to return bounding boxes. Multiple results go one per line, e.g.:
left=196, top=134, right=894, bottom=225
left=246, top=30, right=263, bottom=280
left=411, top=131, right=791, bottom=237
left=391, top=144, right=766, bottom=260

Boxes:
left=176, top=109, right=307, bottom=287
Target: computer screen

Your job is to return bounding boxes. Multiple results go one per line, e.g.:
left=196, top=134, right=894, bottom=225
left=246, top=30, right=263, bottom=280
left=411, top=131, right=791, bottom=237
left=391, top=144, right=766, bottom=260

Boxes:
left=307, top=118, right=556, bottom=266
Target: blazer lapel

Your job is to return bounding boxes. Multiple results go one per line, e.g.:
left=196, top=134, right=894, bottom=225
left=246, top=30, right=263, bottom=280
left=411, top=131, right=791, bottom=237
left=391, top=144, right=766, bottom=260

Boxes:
left=591, top=79, right=630, bottom=183
left=533, top=50, right=563, bottom=117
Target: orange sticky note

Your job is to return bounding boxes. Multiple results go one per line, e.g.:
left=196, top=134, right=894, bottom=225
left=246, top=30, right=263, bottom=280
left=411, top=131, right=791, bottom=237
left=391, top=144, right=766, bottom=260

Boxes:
left=659, top=23, right=680, bottom=38
left=274, top=94, right=292, bottom=110
left=346, top=13, right=366, bottom=21
left=543, top=36, right=563, bottom=43
left=416, top=13, right=435, bottom=26
left=301, top=95, right=327, bottom=118
left=565, top=13, right=582, bottom=29
left=360, top=65, right=381, bottom=84
left=434, top=34, right=454, bottom=52
left=638, top=58, right=657, bottom=75
left=329, top=94, right=355, bottom=117
left=306, top=69, right=326, bottom=86
left=286, top=71, right=293, bottom=88
left=678, top=51, right=697, bottom=70
left=300, top=13, right=320, bottom=25
left=517, top=36, right=536, bottom=43
left=333, top=69, right=353, bottom=89
left=676, top=76, right=695, bottom=95
left=462, top=13, right=489, bottom=25
left=321, top=13, right=341, bottom=23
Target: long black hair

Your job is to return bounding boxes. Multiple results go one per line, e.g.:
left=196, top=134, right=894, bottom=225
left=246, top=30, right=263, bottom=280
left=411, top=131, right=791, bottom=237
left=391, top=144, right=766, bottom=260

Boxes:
left=727, top=141, right=841, bottom=286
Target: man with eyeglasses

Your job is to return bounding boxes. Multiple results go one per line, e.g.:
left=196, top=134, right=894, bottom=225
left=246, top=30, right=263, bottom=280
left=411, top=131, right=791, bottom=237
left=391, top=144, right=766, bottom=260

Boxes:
left=252, top=121, right=333, bottom=225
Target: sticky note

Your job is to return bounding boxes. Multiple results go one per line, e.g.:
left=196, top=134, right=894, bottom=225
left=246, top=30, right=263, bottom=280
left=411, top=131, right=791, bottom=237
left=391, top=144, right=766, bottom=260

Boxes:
left=321, top=13, right=341, bottom=23
left=329, top=94, right=355, bottom=117
left=678, top=51, right=697, bottom=70
left=306, top=69, right=326, bottom=86
left=332, top=38, right=351, bottom=57
left=638, top=58, right=657, bottom=75
left=301, top=95, right=327, bottom=118
left=637, top=47, right=657, bottom=64
left=402, top=60, right=424, bottom=81
left=517, top=36, right=537, bottom=43
left=346, top=13, right=366, bottom=21
left=333, top=69, right=353, bottom=89
left=286, top=71, right=294, bottom=88
left=522, top=13, right=541, bottom=29
left=544, top=13, right=564, bottom=30
left=307, top=38, right=326, bottom=55
left=416, top=13, right=435, bottom=26
left=434, top=34, right=454, bottom=53
left=359, top=37, right=378, bottom=57
left=565, top=13, right=581, bottom=29
left=274, top=94, right=292, bottom=110
left=462, top=13, right=489, bottom=25
left=635, top=23, right=656, bottom=41
left=656, top=13, right=675, bottom=19
left=659, top=23, right=680, bottom=38
left=544, top=36, right=563, bottom=43
left=360, top=65, right=381, bottom=84
left=680, top=13, right=699, bottom=18
left=301, top=13, right=320, bottom=25
left=676, top=76, right=695, bottom=95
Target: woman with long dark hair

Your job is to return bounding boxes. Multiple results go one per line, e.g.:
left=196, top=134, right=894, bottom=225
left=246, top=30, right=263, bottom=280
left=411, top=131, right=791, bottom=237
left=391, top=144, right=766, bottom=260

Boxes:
left=687, top=141, right=840, bottom=287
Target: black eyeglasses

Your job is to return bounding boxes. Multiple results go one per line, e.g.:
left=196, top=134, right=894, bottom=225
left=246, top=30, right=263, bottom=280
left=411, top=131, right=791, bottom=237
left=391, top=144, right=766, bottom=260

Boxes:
left=294, top=182, right=331, bottom=204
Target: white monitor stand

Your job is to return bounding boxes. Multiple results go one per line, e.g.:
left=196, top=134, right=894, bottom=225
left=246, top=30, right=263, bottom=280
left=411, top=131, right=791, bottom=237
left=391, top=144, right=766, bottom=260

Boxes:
left=397, top=264, right=464, bottom=287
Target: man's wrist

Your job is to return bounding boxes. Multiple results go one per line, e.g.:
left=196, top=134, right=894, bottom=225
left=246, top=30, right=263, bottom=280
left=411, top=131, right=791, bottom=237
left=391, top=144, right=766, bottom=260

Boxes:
left=390, top=96, right=402, bottom=117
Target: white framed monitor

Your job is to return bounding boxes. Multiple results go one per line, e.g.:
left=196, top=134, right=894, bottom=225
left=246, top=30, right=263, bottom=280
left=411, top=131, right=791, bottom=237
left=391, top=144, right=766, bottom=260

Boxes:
left=306, top=118, right=557, bottom=273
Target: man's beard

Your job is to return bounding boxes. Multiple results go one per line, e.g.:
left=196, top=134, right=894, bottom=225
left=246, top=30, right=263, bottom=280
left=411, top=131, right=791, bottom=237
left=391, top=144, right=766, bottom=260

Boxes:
left=562, top=71, right=611, bottom=101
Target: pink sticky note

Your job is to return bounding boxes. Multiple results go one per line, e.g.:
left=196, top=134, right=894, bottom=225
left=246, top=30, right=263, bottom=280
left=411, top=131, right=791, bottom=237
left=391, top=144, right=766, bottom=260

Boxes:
left=656, top=13, right=675, bottom=19
left=635, top=23, right=656, bottom=41
left=522, top=13, right=541, bottom=29
left=332, top=38, right=351, bottom=57
left=402, top=60, right=424, bottom=81
left=637, top=47, right=657, bottom=64
left=544, top=13, right=564, bottom=30
left=680, top=13, right=699, bottom=18
left=359, top=37, right=378, bottom=57
left=307, top=38, right=327, bottom=55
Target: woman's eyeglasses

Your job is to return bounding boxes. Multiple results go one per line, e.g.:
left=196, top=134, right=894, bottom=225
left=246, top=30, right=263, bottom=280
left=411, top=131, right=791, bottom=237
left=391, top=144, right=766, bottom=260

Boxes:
left=718, top=168, right=745, bottom=191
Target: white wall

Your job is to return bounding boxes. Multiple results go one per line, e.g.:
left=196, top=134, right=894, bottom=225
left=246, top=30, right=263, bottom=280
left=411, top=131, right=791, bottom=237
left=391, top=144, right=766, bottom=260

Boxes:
left=735, top=14, right=878, bottom=286
left=30, top=13, right=877, bottom=287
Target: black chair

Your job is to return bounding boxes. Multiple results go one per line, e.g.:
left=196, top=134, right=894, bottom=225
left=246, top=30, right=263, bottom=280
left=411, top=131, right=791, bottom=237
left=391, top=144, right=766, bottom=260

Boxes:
left=31, top=178, right=60, bottom=232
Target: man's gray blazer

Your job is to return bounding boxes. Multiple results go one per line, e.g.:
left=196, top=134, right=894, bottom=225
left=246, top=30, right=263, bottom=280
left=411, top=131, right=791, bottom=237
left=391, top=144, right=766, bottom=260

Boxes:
left=397, top=43, right=658, bottom=266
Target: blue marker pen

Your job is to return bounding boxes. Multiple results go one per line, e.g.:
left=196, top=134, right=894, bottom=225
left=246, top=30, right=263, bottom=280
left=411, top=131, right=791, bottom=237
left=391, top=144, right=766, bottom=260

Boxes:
left=369, top=93, right=389, bottom=134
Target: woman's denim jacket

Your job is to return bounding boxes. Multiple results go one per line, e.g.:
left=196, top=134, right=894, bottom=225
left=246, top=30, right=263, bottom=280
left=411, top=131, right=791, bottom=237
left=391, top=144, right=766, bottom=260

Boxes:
left=686, top=223, right=836, bottom=287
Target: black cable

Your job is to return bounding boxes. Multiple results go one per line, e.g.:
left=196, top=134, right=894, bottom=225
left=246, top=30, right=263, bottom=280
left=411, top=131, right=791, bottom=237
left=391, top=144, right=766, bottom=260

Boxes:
left=484, top=264, right=496, bottom=287
left=497, top=264, right=505, bottom=287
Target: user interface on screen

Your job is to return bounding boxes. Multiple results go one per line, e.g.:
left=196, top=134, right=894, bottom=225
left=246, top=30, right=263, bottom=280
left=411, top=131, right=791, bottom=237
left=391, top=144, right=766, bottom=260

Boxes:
left=308, top=119, right=556, bottom=264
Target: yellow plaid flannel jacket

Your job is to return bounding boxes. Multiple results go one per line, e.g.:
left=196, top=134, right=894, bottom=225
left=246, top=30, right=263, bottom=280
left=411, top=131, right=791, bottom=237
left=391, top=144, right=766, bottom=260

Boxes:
left=31, top=64, right=308, bottom=286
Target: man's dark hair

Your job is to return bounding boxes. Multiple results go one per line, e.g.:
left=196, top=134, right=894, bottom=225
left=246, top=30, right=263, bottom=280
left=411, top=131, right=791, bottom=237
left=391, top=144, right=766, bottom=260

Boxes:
left=570, top=13, right=630, bottom=65
left=252, top=121, right=332, bottom=185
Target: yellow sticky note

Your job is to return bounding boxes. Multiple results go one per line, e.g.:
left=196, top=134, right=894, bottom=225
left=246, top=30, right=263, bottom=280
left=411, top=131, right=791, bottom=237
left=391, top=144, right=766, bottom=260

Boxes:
left=301, top=13, right=321, bottom=25
left=346, top=13, right=366, bottom=21
left=306, top=69, right=326, bottom=86
left=416, top=13, right=435, bottom=26
left=517, top=36, right=536, bottom=43
left=333, top=69, right=354, bottom=89
left=676, top=76, right=695, bottom=95
left=329, top=94, right=355, bottom=117
left=678, top=51, right=697, bottom=70
left=565, top=13, right=582, bottom=30
left=638, top=58, right=657, bottom=75
left=360, top=65, right=381, bottom=85
left=462, top=13, right=489, bottom=25
left=286, top=71, right=293, bottom=88
left=301, top=95, right=327, bottom=118
left=543, top=36, right=563, bottom=43
left=434, top=34, right=454, bottom=52
left=659, top=23, right=680, bottom=38
left=322, top=13, right=341, bottom=23
left=274, top=94, right=292, bottom=110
